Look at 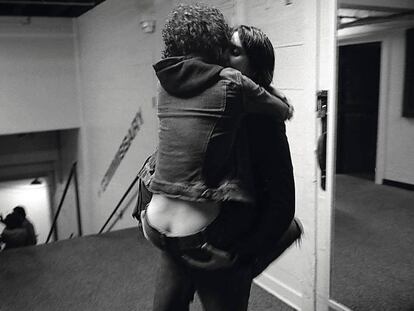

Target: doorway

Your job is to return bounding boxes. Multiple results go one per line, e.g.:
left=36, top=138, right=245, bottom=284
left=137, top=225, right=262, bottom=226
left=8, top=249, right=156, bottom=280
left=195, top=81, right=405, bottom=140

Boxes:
left=0, top=178, right=52, bottom=245
left=336, top=42, right=381, bottom=179
left=330, top=36, right=414, bottom=311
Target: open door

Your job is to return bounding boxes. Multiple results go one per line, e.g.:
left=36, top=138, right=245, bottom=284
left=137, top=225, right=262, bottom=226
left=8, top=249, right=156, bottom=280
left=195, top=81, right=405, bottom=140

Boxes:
left=330, top=2, right=414, bottom=310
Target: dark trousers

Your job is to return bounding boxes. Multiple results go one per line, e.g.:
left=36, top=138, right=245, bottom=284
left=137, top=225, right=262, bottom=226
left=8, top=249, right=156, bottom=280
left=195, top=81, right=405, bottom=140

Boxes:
left=153, top=251, right=252, bottom=311
left=142, top=203, right=256, bottom=311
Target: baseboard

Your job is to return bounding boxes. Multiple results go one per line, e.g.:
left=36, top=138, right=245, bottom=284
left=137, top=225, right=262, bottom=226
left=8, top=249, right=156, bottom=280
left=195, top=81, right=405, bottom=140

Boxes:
left=383, top=179, right=414, bottom=191
left=254, top=272, right=302, bottom=311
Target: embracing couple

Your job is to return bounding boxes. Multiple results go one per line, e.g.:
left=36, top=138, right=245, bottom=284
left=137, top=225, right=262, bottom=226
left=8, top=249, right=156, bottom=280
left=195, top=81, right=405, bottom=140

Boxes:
left=134, top=3, right=302, bottom=311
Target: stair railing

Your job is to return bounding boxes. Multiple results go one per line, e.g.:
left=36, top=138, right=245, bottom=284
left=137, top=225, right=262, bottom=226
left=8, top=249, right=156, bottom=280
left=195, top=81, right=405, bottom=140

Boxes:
left=98, top=174, right=140, bottom=234
left=46, top=162, right=82, bottom=243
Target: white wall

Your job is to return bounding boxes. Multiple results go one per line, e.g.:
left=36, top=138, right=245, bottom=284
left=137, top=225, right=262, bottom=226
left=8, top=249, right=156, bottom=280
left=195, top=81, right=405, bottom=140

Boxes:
left=242, top=2, right=321, bottom=310
left=339, top=24, right=414, bottom=185
left=0, top=17, right=80, bottom=135
left=75, top=0, right=161, bottom=234
left=384, top=32, right=414, bottom=185
left=0, top=179, right=51, bottom=245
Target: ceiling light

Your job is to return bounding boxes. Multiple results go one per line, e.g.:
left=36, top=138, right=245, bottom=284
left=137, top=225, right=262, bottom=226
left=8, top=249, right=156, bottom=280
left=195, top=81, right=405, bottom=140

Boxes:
left=31, top=178, right=42, bottom=185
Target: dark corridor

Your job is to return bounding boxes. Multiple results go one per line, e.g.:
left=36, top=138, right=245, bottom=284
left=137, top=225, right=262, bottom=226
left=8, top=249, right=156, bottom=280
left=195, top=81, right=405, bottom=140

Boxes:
left=336, top=42, right=381, bottom=178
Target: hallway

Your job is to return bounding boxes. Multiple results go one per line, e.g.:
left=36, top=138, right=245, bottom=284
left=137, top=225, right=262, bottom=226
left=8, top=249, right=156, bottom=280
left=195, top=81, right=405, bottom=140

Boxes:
left=331, top=175, right=414, bottom=311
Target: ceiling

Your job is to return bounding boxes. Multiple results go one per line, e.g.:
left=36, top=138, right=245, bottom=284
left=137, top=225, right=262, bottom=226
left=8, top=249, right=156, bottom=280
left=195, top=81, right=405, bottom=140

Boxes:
left=338, top=0, right=414, bottom=29
left=338, top=8, right=414, bottom=28
left=0, top=0, right=107, bottom=17
left=0, top=1, right=412, bottom=25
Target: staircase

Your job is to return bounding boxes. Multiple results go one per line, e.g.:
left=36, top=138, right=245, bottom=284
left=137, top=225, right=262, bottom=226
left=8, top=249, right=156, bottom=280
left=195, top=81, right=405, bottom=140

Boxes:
left=0, top=229, right=155, bottom=311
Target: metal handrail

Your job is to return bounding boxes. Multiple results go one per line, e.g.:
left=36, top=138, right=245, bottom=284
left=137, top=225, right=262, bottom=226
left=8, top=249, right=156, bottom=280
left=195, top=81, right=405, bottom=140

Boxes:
left=98, top=174, right=140, bottom=234
left=105, top=195, right=134, bottom=232
left=45, top=162, right=82, bottom=243
left=73, top=163, right=83, bottom=237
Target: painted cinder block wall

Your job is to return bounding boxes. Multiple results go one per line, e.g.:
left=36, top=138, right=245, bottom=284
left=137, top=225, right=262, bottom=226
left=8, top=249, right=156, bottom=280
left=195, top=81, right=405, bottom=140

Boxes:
left=243, top=2, right=319, bottom=309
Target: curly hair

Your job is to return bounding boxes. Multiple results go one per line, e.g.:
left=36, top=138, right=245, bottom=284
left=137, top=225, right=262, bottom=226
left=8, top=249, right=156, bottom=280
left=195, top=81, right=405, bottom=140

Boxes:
left=162, top=3, right=231, bottom=63
left=233, top=25, right=275, bottom=87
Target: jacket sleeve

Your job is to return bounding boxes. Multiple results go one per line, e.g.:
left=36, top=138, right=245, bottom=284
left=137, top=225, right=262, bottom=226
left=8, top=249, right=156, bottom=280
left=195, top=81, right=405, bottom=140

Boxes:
left=240, top=74, right=290, bottom=120
left=230, top=120, right=296, bottom=262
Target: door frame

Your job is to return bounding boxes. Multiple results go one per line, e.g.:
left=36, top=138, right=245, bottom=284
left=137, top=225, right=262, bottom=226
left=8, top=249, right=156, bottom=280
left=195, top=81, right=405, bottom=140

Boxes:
left=338, top=20, right=414, bottom=184
left=315, top=0, right=338, bottom=310
left=328, top=21, right=414, bottom=311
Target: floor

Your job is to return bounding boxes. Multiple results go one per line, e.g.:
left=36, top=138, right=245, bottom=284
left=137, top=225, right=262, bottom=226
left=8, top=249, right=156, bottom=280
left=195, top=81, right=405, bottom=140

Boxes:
left=331, top=174, right=414, bottom=311
left=5, top=174, right=413, bottom=310
left=0, top=227, right=294, bottom=311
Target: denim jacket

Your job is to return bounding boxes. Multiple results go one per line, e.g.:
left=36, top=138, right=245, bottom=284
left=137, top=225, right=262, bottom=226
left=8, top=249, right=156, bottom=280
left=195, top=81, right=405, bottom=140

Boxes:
left=143, top=56, right=289, bottom=204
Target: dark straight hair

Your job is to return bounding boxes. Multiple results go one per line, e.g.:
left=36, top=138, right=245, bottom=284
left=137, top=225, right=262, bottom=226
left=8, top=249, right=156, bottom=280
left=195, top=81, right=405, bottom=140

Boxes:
left=233, top=25, right=275, bottom=87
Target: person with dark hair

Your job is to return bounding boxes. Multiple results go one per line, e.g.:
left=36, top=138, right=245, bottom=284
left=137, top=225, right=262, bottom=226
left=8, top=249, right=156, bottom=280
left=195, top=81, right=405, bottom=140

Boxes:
left=163, top=24, right=302, bottom=278
left=136, top=4, right=293, bottom=311
left=226, top=25, right=301, bottom=276
left=171, top=25, right=301, bottom=275
left=0, top=212, right=27, bottom=250
left=228, top=25, right=276, bottom=87
left=13, top=206, right=37, bottom=246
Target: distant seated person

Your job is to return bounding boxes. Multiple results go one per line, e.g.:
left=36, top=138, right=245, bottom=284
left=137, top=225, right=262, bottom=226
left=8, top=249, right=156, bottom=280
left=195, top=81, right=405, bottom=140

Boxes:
left=13, top=206, right=37, bottom=246
left=0, top=212, right=28, bottom=250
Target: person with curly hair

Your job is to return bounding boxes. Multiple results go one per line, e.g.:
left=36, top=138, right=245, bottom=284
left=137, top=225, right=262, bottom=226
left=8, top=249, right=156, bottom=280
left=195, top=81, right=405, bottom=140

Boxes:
left=163, top=24, right=302, bottom=277
left=161, top=4, right=230, bottom=62
left=136, top=4, right=293, bottom=311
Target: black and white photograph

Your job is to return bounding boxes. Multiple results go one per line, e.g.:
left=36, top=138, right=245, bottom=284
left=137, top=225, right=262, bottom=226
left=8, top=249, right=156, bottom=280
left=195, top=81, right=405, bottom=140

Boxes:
left=0, top=1, right=413, bottom=310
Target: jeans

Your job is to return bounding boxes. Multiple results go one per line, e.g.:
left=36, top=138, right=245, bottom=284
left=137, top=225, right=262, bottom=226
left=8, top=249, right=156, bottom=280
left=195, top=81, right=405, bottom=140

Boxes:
left=142, top=203, right=256, bottom=311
